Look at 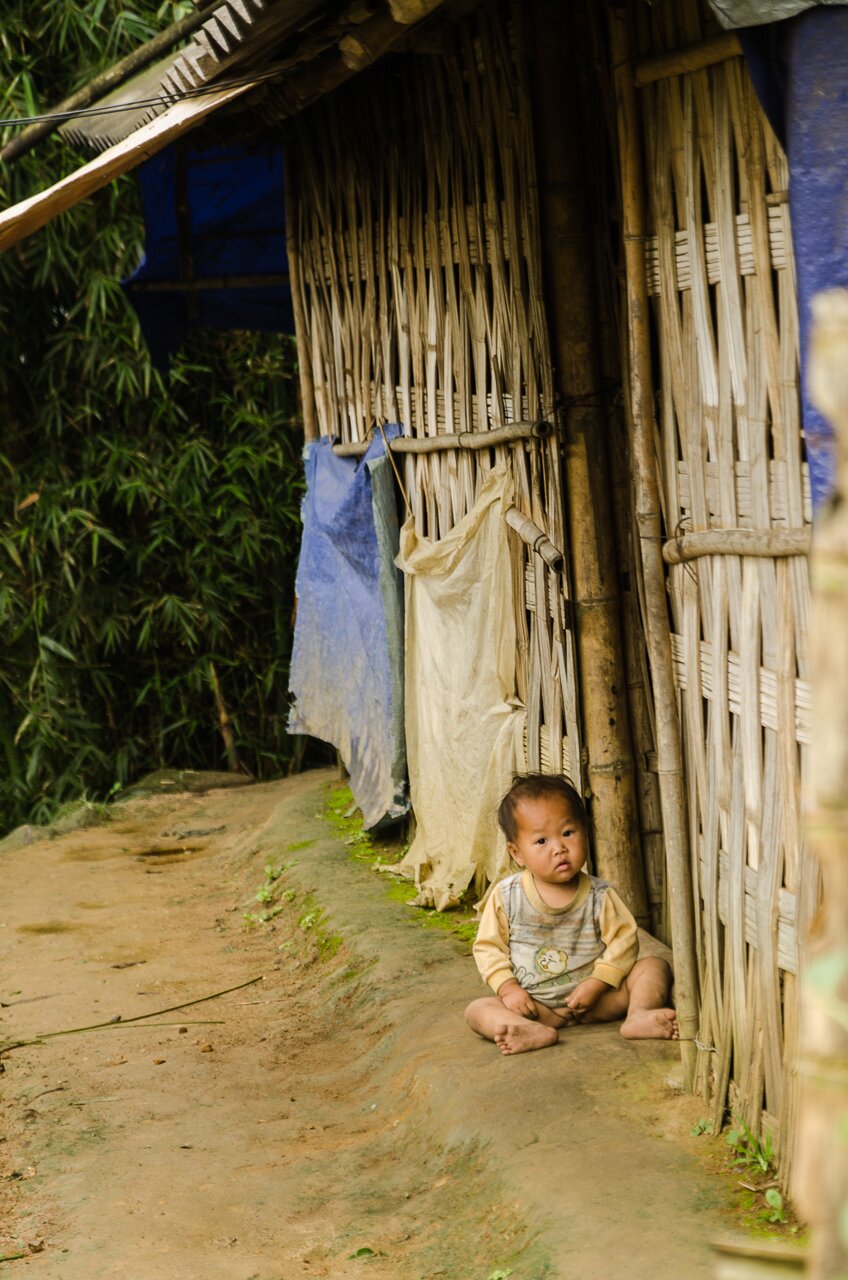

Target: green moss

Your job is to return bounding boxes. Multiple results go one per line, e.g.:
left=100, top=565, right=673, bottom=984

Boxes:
left=322, top=782, right=479, bottom=951
left=285, top=838, right=315, bottom=852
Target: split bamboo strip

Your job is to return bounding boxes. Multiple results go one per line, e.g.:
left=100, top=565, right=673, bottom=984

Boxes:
left=795, top=289, right=848, bottom=1277
left=609, top=5, right=699, bottom=1078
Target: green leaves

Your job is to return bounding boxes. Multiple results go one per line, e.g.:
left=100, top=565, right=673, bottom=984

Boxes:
left=0, top=3, right=306, bottom=834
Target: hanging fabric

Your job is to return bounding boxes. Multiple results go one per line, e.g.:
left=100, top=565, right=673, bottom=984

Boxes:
left=288, top=429, right=407, bottom=829
left=395, top=465, right=526, bottom=910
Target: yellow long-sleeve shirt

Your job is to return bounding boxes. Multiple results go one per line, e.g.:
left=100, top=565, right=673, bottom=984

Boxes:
left=473, top=869, right=638, bottom=1006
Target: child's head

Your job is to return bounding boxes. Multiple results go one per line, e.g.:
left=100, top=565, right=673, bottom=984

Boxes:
left=497, top=773, right=586, bottom=844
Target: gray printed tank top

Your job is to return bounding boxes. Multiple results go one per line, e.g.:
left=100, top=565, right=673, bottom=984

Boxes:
left=501, top=871, right=609, bottom=1007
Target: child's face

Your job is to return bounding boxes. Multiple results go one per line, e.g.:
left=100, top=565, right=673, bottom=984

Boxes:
left=507, top=793, right=588, bottom=888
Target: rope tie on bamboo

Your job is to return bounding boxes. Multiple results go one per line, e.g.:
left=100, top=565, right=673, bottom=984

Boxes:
left=376, top=421, right=412, bottom=518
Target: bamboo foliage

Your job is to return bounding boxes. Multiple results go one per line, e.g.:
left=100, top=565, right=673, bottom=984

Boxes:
left=288, top=1, right=583, bottom=798
left=632, top=0, right=814, bottom=1172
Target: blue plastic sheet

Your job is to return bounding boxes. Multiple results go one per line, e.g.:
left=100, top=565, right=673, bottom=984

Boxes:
left=288, top=430, right=407, bottom=829
left=123, top=140, right=294, bottom=368
left=739, top=6, right=848, bottom=509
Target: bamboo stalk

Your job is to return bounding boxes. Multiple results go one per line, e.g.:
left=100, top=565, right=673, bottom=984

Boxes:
left=0, top=0, right=220, bottom=164
left=608, top=6, right=699, bottom=1083
left=795, top=289, right=848, bottom=1278
left=207, top=660, right=241, bottom=774
left=634, top=32, right=742, bottom=89
left=663, top=528, right=811, bottom=565
left=331, top=419, right=553, bottom=456
left=530, top=0, right=648, bottom=925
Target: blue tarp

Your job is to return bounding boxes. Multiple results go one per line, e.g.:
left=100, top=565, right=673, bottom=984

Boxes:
left=739, top=6, right=848, bottom=509
left=124, top=141, right=293, bottom=368
left=288, top=430, right=408, bottom=830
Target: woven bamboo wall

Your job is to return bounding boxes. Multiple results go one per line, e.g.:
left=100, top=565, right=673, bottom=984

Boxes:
left=288, top=2, right=584, bottom=798
left=631, top=0, right=816, bottom=1171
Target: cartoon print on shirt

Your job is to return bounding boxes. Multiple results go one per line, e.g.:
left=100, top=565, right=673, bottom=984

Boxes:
left=534, top=946, right=569, bottom=978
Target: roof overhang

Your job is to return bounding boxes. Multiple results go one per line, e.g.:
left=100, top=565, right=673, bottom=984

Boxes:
left=0, top=79, right=255, bottom=255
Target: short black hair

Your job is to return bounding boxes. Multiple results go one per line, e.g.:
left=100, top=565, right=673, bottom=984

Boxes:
left=497, top=773, right=587, bottom=844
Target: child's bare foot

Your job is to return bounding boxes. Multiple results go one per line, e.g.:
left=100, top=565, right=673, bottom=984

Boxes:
left=620, top=1008, right=679, bottom=1040
left=493, top=1021, right=558, bottom=1055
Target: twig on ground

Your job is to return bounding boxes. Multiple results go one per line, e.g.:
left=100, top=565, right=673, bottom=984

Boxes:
left=0, top=975, right=263, bottom=1056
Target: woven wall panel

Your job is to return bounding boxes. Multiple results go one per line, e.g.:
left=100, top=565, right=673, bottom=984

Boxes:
left=289, top=1, right=584, bottom=813
left=636, top=0, right=815, bottom=1177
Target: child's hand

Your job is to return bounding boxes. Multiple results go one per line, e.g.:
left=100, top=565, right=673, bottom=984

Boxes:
left=498, top=980, right=539, bottom=1019
left=564, top=978, right=609, bottom=1017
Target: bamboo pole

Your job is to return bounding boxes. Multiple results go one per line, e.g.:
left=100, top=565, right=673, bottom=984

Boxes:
left=663, top=528, right=811, bottom=565
left=794, top=289, right=848, bottom=1279
left=608, top=6, right=699, bottom=1082
left=331, top=419, right=553, bottom=456
left=504, top=507, right=564, bottom=572
left=529, top=1, right=648, bottom=925
left=634, top=33, right=742, bottom=89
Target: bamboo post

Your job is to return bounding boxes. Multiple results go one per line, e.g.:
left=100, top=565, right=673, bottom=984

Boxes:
left=608, top=6, right=699, bottom=1082
left=529, top=1, right=648, bottom=925
left=795, top=289, right=848, bottom=1278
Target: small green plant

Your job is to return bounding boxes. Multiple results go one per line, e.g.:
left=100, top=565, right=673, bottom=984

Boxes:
left=690, top=1118, right=713, bottom=1137
left=761, top=1188, right=788, bottom=1224
left=264, top=862, right=283, bottom=882
left=726, top=1118, right=774, bottom=1174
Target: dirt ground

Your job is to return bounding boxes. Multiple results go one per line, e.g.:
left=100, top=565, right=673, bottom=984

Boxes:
left=1, top=768, right=739, bottom=1279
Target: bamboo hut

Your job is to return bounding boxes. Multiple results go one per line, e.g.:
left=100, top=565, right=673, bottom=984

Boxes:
left=280, top=0, right=814, bottom=1170
left=0, top=0, right=835, bottom=1199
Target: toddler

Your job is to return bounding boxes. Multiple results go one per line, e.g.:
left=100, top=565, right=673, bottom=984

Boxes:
left=465, top=774, right=678, bottom=1055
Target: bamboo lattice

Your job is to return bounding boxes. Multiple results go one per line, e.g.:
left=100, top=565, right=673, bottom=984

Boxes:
left=633, top=0, right=815, bottom=1175
left=288, top=1, right=583, bottom=799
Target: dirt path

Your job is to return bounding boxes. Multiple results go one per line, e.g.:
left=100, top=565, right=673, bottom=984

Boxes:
left=1, top=770, right=733, bottom=1279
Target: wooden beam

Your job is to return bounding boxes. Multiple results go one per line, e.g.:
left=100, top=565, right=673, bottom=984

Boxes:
left=530, top=0, right=648, bottom=925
